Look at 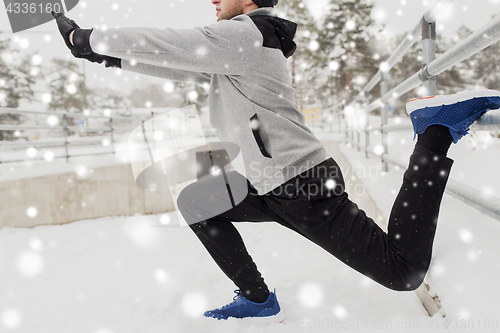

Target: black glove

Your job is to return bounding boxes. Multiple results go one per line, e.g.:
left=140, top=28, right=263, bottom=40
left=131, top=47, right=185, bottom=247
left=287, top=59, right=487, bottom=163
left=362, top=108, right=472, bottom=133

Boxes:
left=71, top=50, right=122, bottom=68
left=52, top=11, right=92, bottom=55
left=52, top=11, right=121, bottom=68
left=51, top=10, right=78, bottom=50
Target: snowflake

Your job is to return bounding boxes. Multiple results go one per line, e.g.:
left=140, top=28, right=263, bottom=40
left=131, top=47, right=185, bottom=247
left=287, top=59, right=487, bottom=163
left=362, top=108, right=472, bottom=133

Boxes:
left=373, top=144, right=384, bottom=156
left=325, top=178, right=336, bottom=190
left=159, top=214, right=171, bottom=225
left=459, top=229, right=474, bottom=243
left=1, top=309, right=21, bottom=329
left=188, top=91, right=198, bottom=101
left=29, top=238, right=44, bottom=251
left=182, top=293, right=208, bottom=318
left=41, top=93, right=52, bottom=104
left=308, top=40, right=319, bottom=51
left=31, top=54, right=42, bottom=65
left=26, top=206, right=37, bottom=218
left=333, top=305, right=348, bottom=319
left=18, top=251, right=44, bottom=277
left=26, top=147, right=37, bottom=159
left=379, top=62, right=390, bottom=73
left=46, top=115, right=58, bottom=126
left=298, top=283, right=323, bottom=308
left=154, top=269, right=169, bottom=284
left=74, top=164, right=89, bottom=178
left=345, top=20, right=356, bottom=31
left=153, top=131, right=164, bottom=141
left=328, top=60, right=339, bottom=71
left=43, top=151, right=55, bottom=162
left=66, top=84, right=77, bottom=95
left=163, top=82, right=175, bottom=93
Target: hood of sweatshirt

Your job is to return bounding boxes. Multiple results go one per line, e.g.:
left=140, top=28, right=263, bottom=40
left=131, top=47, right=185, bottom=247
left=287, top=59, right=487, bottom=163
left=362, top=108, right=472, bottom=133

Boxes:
left=246, top=8, right=297, bottom=58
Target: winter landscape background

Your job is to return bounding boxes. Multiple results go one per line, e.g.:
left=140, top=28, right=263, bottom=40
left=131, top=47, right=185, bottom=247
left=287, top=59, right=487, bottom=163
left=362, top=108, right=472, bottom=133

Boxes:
left=1, top=0, right=500, bottom=331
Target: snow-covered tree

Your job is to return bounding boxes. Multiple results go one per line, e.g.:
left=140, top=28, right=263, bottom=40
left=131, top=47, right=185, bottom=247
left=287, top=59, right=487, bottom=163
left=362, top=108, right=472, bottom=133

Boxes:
left=456, top=25, right=500, bottom=90
left=45, top=58, right=90, bottom=114
left=172, top=81, right=208, bottom=112
left=0, top=34, right=42, bottom=140
left=277, top=0, right=319, bottom=110
left=316, top=0, right=380, bottom=107
left=129, top=83, right=175, bottom=108
left=88, top=88, right=133, bottom=116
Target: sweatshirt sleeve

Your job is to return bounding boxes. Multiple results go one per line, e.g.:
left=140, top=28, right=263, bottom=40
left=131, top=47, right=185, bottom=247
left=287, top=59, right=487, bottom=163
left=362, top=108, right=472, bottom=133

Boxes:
left=121, top=59, right=211, bottom=84
left=89, top=16, right=261, bottom=76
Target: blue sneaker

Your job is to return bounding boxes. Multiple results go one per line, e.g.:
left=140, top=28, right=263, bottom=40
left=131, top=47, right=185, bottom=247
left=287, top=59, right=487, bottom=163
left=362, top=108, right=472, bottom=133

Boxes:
left=406, top=89, right=500, bottom=143
left=203, top=289, right=284, bottom=323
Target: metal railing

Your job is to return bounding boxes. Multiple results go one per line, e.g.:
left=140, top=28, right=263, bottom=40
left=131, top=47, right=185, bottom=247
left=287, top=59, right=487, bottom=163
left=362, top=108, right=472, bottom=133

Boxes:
left=317, top=0, right=500, bottom=224
left=0, top=107, right=202, bottom=163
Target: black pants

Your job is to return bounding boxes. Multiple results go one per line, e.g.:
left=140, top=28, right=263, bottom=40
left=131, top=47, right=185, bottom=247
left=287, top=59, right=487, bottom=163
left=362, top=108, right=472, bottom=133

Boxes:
left=177, top=145, right=454, bottom=301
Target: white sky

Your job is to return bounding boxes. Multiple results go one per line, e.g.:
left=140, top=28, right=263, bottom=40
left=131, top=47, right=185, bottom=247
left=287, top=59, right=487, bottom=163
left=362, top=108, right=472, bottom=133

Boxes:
left=1, top=0, right=499, bottom=108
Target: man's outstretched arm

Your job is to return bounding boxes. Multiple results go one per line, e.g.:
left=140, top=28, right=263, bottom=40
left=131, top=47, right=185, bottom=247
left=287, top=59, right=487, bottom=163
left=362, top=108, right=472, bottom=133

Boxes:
left=67, top=21, right=211, bottom=83
left=55, top=11, right=259, bottom=75
left=86, top=20, right=257, bottom=76
left=120, top=59, right=211, bottom=84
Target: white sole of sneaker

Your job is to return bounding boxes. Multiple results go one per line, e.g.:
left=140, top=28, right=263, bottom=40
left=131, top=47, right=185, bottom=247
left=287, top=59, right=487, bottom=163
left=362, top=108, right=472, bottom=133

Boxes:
left=406, top=89, right=500, bottom=115
left=229, top=311, right=285, bottom=324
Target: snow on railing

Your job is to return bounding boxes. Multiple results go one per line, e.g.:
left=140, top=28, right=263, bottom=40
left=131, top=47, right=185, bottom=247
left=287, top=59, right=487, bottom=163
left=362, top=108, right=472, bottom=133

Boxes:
left=0, top=108, right=197, bottom=163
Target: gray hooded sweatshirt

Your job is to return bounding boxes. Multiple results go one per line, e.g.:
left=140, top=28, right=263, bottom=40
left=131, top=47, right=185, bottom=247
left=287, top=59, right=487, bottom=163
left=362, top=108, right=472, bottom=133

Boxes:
left=89, top=7, right=329, bottom=195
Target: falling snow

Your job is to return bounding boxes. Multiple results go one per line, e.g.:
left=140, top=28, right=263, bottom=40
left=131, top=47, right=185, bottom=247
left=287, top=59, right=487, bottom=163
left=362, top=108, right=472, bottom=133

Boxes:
left=0, top=1, right=499, bottom=331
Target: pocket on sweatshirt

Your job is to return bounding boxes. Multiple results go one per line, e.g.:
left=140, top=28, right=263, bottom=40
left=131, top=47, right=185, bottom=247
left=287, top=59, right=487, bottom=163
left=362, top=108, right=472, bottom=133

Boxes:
left=249, top=113, right=272, bottom=158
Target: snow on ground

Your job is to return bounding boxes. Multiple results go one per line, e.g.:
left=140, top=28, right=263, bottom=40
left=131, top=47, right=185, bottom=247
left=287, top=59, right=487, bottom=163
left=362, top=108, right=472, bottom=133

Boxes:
left=1, top=213, right=446, bottom=333
left=1, top=118, right=499, bottom=332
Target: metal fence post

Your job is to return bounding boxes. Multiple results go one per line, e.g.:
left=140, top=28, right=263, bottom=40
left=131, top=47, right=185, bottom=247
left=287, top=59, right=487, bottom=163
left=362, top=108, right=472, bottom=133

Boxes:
left=338, top=110, right=341, bottom=134
left=151, top=111, right=156, bottom=149
left=364, top=91, right=370, bottom=158
left=343, top=106, right=349, bottom=144
left=422, top=18, right=437, bottom=97
left=356, top=104, right=361, bottom=152
left=330, top=109, right=334, bottom=132
left=380, top=72, right=389, bottom=172
left=62, top=114, right=69, bottom=162
left=110, top=117, right=115, bottom=154
left=349, top=118, right=353, bottom=145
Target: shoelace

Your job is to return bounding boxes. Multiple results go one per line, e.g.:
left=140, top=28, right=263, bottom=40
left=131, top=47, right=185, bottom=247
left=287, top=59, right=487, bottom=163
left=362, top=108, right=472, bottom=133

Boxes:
left=218, top=290, right=243, bottom=310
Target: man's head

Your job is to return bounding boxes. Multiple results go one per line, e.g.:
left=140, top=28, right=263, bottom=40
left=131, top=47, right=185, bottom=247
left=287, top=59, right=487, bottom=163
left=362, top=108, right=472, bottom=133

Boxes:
left=212, top=0, right=278, bottom=21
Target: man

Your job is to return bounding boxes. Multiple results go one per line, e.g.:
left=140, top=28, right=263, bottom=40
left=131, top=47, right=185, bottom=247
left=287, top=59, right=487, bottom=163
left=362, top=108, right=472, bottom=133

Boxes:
left=53, top=0, right=500, bottom=324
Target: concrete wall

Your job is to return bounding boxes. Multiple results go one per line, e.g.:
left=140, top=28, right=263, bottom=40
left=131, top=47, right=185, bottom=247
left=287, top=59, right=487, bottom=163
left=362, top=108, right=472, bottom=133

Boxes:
left=0, top=140, right=383, bottom=229
left=0, top=163, right=175, bottom=228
